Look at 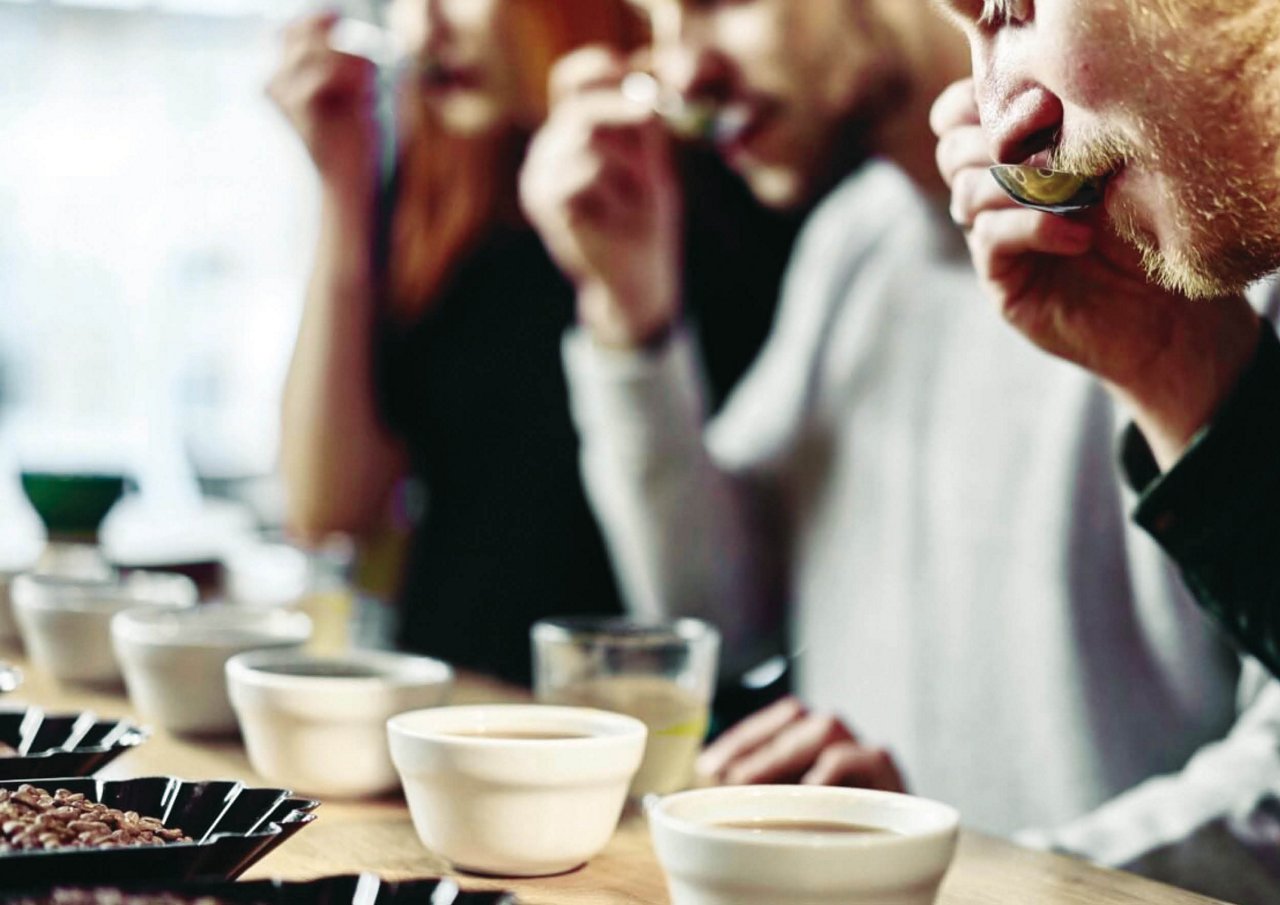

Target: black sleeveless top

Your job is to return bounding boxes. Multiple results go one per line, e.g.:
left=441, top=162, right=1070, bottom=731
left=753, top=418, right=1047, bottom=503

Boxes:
left=375, top=148, right=799, bottom=686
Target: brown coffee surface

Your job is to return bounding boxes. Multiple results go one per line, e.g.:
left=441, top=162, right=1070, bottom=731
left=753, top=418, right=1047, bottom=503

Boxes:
left=257, top=663, right=383, bottom=679
left=713, top=818, right=897, bottom=835
left=445, top=730, right=592, bottom=740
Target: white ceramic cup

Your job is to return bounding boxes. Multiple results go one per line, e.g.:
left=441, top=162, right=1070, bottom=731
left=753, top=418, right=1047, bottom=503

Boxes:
left=112, top=603, right=313, bottom=736
left=11, top=571, right=197, bottom=685
left=388, top=704, right=647, bottom=877
left=648, top=786, right=960, bottom=905
left=227, top=648, right=453, bottom=798
left=0, top=572, right=22, bottom=649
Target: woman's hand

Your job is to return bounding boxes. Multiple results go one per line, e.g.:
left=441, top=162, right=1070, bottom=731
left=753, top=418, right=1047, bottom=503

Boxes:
left=267, top=12, right=381, bottom=200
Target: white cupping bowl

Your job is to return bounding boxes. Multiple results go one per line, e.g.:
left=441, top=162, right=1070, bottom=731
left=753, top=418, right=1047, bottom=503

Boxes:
left=0, top=571, right=22, bottom=649
left=648, top=786, right=960, bottom=905
left=11, top=571, right=197, bottom=685
left=388, top=704, right=647, bottom=877
left=226, top=649, right=453, bottom=799
left=112, top=603, right=313, bottom=736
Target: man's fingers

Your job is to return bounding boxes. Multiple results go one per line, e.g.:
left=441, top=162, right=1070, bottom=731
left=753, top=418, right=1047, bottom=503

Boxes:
left=549, top=45, right=629, bottom=105
left=929, top=76, right=980, bottom=138
left=935, top=123, right=991, bottom=189
left=968, top=208, right=1094, bottom=283
left=720, top=713, right=857, bottom=786
left=697, top=697, right=808, bottom=779
left=949, top=165, right=1019, bottom=228
left=800, top=742, right=906, bottom=792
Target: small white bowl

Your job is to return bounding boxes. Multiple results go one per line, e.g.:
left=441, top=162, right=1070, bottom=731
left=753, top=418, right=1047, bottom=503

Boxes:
left=11, top=571, right=197, bottom=685
left=227, top=649, right=452, bottom=799
left=112, top=603, right=313, bottom=736
left=388, top=704, right=647, bottom=877
left=0, top=571, right=23, bottom=649
left=649, top=786, right=960, bottom=905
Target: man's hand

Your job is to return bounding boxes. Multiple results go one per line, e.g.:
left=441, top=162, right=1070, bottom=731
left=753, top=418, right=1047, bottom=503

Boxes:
left=520, top=47, right=682, bottom=349
left=697, top=697, right=906, bottom=791
left=932, top=78, right=1261, bottom=469
left=267, top=12, right=381, bottom=201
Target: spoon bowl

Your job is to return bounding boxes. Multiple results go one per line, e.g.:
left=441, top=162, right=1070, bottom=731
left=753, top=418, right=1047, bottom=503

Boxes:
left=990, top=165, right=1105, bottom=214
left=621, top=72, right=740, bottom=144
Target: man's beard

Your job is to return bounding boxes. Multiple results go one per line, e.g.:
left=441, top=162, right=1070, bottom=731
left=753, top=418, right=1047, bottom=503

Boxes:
left=1089, top=0, right=1280, bottom=300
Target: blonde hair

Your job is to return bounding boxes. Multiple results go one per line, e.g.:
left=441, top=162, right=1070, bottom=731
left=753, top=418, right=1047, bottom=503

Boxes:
left=387, top=0, right=643, bottom=316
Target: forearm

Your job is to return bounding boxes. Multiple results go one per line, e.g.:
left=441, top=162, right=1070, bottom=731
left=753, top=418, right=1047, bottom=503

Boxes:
left=564, top=328, right=785, bottom=674
left=1018, top=662, right=1280, bottom=897
left=281, top=185, right=404, bottom=538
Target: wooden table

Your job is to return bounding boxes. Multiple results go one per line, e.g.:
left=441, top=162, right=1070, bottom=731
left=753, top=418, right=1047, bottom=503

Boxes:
left=2, top=656, right=1230, bottom=905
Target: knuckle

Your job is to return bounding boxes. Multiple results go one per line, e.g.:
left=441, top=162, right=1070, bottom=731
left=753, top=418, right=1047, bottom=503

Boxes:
left=550, top=45, right=621, bottom=99
left=867, top=746, right=894, bottom=768
left=968, top=210, right=1000, bottom=251
left=810, top=713, right=841, bottom=738
left=775, top=696, right=808, bottom=720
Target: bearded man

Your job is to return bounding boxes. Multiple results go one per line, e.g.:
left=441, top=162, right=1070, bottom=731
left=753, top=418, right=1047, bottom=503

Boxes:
left=932, top=1, right=1280, bottom=682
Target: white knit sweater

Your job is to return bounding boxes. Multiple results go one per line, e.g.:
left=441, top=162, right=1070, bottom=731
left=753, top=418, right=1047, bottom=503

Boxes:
left=564, top=160, right=1280, bottom=904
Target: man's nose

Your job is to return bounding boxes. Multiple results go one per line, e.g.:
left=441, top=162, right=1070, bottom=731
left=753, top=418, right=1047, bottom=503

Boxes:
left=650, top=7, right=727, bottom=102
left=974, top=49, right=1064, bottom=164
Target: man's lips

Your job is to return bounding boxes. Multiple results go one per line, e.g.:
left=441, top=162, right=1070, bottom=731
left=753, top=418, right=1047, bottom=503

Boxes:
left=715, top=104, right=772, bottom=156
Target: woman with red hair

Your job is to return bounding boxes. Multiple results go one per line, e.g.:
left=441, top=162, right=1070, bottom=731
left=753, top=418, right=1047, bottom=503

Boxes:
left=270, top=0, right=645, bottom=683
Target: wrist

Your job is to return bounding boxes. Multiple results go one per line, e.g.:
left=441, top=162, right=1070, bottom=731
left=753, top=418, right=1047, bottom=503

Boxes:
left=577, top=281, right=678, bottom=351
left=1110, top=297, right=1261, bottom=471
left=320, top=176, right=376, bottom=218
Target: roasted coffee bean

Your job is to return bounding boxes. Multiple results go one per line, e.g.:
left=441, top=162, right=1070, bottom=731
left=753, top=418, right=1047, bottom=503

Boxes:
left=7, top=889, right=245, bottom=905
left=0, top=785, right=192, bottom=853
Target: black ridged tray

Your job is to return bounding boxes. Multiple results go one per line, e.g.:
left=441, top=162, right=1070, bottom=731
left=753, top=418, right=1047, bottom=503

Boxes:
left=0, top=776, right=319, bottom=887
left=0, top=874, right=517, bottom=905
left=0, top=708, right=148, bottom=780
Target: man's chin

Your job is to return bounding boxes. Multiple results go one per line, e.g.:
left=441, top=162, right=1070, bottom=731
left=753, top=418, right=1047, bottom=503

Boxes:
left=738, top=163, right=809, bottom=212
left=1106, top=171, right=1246, bottom=300
left=1122, top=223, right=1262, bottom=302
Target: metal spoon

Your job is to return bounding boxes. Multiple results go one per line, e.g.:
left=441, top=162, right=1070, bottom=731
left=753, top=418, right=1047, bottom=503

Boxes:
left=620, top=72, right=748, bottom=145
left=329, top=18, right=407, bottom=69
left=989, top=165, right=1106, bottom=214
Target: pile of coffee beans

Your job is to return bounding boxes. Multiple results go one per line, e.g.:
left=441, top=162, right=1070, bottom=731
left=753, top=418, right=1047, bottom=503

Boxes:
left=0, top=785, right=192, bottom=852
left=7, top=890, right=234, bottom=905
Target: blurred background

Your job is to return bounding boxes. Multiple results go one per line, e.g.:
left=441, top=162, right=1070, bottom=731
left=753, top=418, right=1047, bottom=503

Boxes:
left=0, top=0, right=375, bottom=622
left=0, top=0, right=324, bottom=522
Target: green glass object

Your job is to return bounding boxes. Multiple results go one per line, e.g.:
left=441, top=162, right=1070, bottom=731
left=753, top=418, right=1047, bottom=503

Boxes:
left=19, top=472, right=127, bottom=541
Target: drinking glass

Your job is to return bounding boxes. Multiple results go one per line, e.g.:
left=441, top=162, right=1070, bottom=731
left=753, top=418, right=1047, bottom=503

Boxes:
left=532, top=617, right=720, bottom=799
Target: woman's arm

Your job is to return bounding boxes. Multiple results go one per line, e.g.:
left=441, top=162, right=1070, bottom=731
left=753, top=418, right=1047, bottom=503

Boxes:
left=270, top=13, right=407, bottom=538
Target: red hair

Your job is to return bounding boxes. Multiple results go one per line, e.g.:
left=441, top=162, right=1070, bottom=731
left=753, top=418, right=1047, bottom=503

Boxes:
left=387, top=0, right=644, bottom=316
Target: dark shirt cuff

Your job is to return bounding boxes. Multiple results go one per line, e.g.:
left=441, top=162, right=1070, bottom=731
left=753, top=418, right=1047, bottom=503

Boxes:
left=1122, top=321, right=1280, bottom=564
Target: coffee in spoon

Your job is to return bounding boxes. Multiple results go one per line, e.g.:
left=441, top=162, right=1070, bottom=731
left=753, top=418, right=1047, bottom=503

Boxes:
left=620, top=72, right=748, bottom=145
left=989, top=164, right=1106, bottom=214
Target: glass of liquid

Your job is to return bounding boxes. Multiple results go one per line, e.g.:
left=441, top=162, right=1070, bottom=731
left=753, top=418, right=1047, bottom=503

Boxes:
left=532, top=616, right=719, bottom=800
